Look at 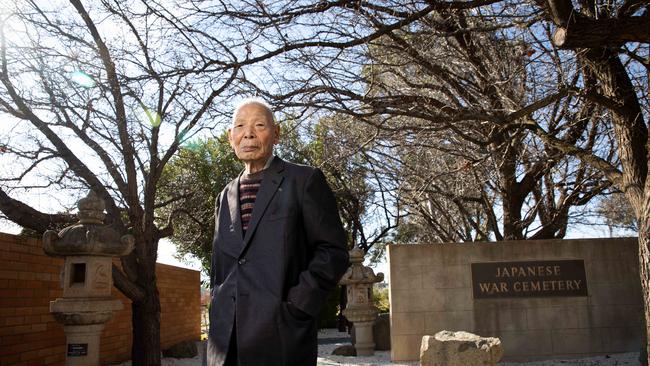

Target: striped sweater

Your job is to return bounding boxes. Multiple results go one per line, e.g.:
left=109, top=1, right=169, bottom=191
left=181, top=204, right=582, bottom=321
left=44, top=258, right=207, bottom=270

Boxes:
left=239, top=171, right=264, bottom=235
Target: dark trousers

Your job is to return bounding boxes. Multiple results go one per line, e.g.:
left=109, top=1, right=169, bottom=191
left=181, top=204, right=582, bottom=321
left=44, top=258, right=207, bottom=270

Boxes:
left=225, top=320, right=238, bottom=366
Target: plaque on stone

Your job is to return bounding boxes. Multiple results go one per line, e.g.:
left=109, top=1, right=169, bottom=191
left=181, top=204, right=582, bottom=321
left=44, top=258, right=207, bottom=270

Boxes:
left=67, top=343, right=88, bottom=357
left=471, top=260, right=588, bottom=299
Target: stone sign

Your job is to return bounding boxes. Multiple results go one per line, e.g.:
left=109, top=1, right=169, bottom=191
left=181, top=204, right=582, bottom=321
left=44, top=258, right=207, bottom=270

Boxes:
left=471, top=260, right=588, bottom=299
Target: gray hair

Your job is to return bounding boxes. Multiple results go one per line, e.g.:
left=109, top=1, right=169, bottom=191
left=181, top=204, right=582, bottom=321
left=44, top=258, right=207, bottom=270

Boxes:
left=232, top=97, right=276, bottom=125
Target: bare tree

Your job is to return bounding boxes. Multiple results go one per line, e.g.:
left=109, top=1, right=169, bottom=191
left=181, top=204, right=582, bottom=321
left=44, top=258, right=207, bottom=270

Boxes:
left=0, top=1, right=243, bottom=364
left=198, top=0, right=649, bottom=358
left=598, top=192, right=638, bottom=234
left=531, top=0, right=650, bottom=359
left=217, top=3, right=613, bottom=241
left=2, top=0, right=648, bottom=361
left=276, top=113, right=398, bottom=254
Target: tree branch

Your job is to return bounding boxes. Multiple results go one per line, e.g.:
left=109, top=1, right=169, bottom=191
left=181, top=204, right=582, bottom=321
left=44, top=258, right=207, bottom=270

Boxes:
left=0, top=187, right=76, bottom=233
left=553, top=16, right=650, bottom=48
left=112, top=264, right=145, bottom=302
left=526, top=120, right=624, bottom=187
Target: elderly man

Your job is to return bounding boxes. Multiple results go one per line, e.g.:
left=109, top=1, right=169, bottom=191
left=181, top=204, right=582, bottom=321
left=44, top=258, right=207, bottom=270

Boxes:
left=207, top=99, right=350, bottom=366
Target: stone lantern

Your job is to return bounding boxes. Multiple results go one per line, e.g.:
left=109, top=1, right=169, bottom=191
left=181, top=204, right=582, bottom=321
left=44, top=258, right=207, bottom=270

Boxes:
left=43, top=191, right=134, bottom=366
left=339, top=248, right=384, bottom=356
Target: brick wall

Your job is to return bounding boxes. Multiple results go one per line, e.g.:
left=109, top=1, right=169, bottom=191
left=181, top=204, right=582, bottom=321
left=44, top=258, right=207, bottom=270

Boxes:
left=0, top=232, right=200, bottom=366
left=388, top=238, right=642, bottom=362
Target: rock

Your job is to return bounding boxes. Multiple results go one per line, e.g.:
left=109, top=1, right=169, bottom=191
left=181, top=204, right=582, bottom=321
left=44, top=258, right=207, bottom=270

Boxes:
left=420, top=330, right=502, bottom=366
left=162, top=340, right=198, bottom=359
left=332, top=344, right=357, bottom=356
left=373, top=313, right=391, bottom=350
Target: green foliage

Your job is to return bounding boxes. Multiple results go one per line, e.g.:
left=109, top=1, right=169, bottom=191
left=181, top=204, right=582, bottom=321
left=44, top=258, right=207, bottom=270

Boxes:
left=157, top=133, right=242, bottom=273
left=158, top=115, right=381, bottom=274
left=318, top=285, right=343, bottom=329
left=373, top=286, right=390, bottom=313
left=392, top=221, right=421, bottom=244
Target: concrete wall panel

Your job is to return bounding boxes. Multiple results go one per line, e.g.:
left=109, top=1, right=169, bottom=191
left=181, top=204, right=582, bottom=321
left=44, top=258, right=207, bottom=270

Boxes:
left=388, top=238, right=642, bottom=362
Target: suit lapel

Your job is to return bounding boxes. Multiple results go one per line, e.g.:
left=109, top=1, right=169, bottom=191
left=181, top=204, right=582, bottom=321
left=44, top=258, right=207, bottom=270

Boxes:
left=227, top=176, right=243, bottom=236
left=241, top=157, right=285, bottom=252
left=221, top=175, right=243, bottom=258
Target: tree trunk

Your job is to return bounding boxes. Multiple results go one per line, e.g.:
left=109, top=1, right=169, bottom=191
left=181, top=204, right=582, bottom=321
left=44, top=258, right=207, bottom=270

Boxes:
left=639, top=215, right=650, bottom=365
left=497, top=138, right=525, bottom=241
left=553, top=17, right=650, bottom=49
left=131, top=251, right=161, bottom=366
left=501, top=192, right=524, bottom=240
left=131, top=288, right=161, bottom=366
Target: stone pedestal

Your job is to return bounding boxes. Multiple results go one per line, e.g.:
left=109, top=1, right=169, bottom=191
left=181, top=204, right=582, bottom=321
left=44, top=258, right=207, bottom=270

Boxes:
left=340, top=248, right=384, bottom=356
left=352, top=318, right=375, bottom=355
left=60, top=324, right=105, bottom=366
left=43, top=191, right=134, bottom=366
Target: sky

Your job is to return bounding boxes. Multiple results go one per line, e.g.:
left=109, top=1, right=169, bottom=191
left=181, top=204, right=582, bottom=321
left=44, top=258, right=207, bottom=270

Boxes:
left=157, top=238, right=206, bottom=279
left=0, top=0, right=639, bottom=290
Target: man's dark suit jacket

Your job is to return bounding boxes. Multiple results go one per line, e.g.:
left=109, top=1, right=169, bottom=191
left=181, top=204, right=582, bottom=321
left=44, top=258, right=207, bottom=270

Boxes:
left=207, top=157, right=349, bottom=366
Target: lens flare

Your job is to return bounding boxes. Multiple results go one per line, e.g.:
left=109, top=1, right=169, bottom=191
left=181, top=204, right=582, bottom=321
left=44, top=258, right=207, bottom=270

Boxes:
left=177, top=130, right=202, bottom=151
left=177, top=129, right=188, bottom=144
left=182, top=139, right=202, bottom=152
left=70, top=71, right=96, bottom=88
left=142, top=107, right=162, bottom=128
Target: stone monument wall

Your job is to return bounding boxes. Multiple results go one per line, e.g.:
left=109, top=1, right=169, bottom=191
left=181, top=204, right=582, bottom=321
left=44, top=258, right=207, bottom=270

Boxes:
left=0, top=232, right=200, bottom=365
left=388, top=238, right=642, bottom=362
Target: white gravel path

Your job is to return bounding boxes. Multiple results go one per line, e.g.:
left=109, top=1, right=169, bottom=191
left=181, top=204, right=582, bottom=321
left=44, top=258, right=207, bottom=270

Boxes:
left=110, top=329, right=642, bottom=366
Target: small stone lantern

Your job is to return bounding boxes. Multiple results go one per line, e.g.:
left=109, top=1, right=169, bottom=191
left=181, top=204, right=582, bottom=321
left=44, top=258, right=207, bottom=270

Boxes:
left=43, top=191, right=134, bottom=365
left=339, top=248, right=384, bottom=356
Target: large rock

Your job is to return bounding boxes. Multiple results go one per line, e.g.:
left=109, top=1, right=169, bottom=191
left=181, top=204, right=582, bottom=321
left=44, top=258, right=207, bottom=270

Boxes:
left=420, top=330, right=502, bottom=366
left=162, top=340, right=198, bottom=359
left=332, top=344, right=357, bottom=356
left=373, top=313, right=391, bottom=350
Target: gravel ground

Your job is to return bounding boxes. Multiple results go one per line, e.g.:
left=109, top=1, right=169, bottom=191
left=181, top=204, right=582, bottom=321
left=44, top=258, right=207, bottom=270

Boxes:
left=316, top=329, right=640, bottom=366
left=499, top=354, right=640, bottom=366
left=110, top=329, right=642, bottom=366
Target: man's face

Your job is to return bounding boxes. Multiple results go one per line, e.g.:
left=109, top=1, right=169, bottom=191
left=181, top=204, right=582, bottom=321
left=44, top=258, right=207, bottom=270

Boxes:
left=228, top=103, right=279, bottom=170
